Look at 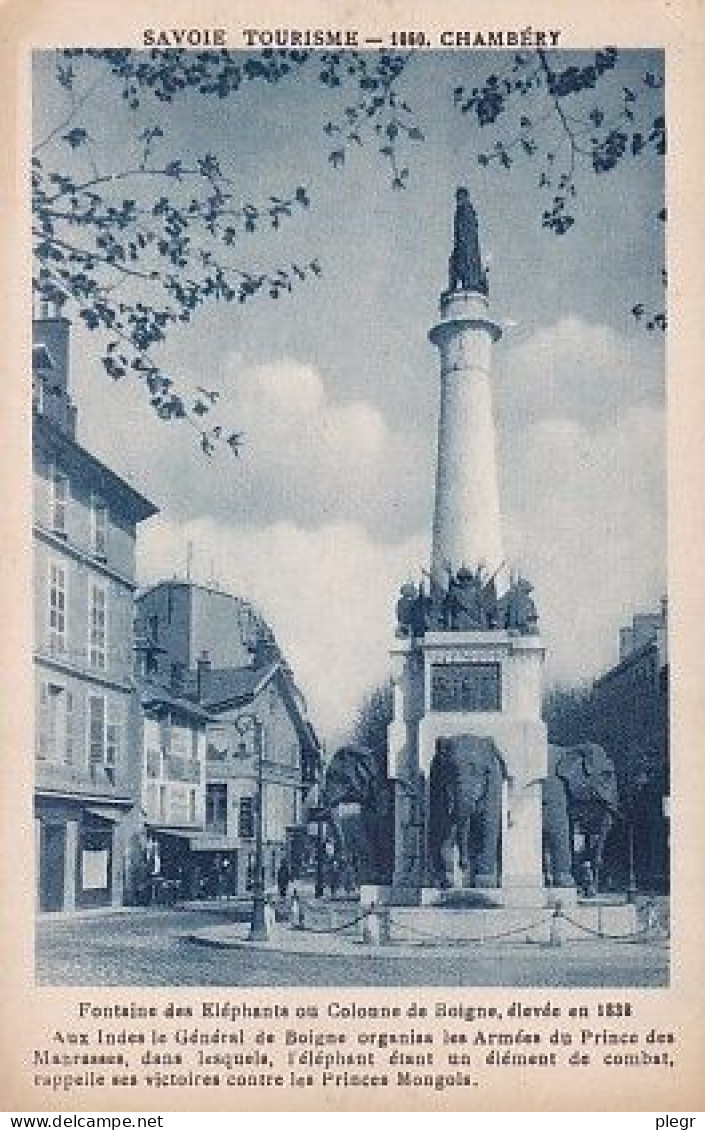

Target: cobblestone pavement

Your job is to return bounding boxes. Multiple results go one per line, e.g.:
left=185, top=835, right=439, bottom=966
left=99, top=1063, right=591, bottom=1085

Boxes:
left=36, top=905, right=669, bottom=987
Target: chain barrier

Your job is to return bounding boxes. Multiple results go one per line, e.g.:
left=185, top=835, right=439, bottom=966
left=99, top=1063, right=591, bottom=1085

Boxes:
left=558, top=908, right=668, bottom=943
left=289, top=901, right=669, bottom=946
left=390, top=911, right=555, bottom=946
left=295, top=906, right=377, bottom=935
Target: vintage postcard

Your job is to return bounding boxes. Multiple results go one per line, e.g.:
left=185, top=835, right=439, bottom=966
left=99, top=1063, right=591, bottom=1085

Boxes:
left=0, top=0, right=703, bottom=1113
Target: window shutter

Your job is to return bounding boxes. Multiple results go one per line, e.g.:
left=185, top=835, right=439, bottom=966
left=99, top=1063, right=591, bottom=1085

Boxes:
left=65, top=689, right=74, bottom=764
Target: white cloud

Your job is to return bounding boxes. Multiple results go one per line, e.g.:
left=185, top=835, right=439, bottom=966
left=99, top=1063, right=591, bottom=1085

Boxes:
left=132, top=316, right=665, bottom=737
left=81, top=353, right=432, bottom=540
left=497, top=314, right=664, bottom=433
left=500, top=332, right=666, bottom=684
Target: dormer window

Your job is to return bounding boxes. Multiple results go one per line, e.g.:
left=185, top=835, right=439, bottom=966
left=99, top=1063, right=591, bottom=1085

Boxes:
left=91, top=497, right=108, bottom=558
left=50, top=467, right=68, bottom=535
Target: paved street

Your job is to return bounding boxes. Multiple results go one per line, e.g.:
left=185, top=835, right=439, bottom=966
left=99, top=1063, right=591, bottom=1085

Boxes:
left=36, top=905, right=668, bottom=987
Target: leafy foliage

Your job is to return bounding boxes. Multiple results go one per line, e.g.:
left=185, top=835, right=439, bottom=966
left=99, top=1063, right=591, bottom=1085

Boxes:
left=349, top=682, right=393, bottom=776
left=455, top=50, right=665, bottom=253
left=33, top=47, right=665, bottom=454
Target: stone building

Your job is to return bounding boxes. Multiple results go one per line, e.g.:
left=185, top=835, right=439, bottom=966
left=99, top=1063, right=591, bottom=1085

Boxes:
left=128, top=665, right=212, bottom=901
left=33, top=298, right=157, bottom=911
left=135, top=584, right=321, bottom=894
left=592, top=600, right=669, bottom=893
left=136, top=580, right=265, bottom=686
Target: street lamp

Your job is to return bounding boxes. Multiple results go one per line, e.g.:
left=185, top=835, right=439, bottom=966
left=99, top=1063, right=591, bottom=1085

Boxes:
left=235, top=713, right=269, bottom=941
left=315, top=817, right=326, bottom=899
left=626, top=817, right=638, bottom=904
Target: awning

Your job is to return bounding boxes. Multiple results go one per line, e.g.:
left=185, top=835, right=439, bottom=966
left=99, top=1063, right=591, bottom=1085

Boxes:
left=148, top=827, right=196, bottom=841
left=36, top=787, right=132, bottom=807
left=84, top=805, right=129, bottom=823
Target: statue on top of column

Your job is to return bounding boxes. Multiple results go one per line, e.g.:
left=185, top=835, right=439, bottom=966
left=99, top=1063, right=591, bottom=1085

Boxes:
left=449, top=187, right=489, bottom=296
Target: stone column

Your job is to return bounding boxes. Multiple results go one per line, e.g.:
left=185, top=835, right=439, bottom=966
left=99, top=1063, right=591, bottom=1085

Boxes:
left=429, top=290, right=503, bottom=587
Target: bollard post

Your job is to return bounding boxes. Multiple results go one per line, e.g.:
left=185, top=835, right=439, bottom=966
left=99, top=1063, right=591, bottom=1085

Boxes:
left=290, top=889, right=304, bottom=931
left=362, top=902, right=381, bottom=947
left=379, top=906, right=391, bottom=946
left=644, top=899, right=658, bottom=940
left=549, top=901, right=563, bottom=947
left=263, top=897, right=275, bottom=937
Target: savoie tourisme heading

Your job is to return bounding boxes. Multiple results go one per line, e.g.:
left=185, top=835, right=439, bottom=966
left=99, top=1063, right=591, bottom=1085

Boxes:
left=141, top=26, right=563, bottom=49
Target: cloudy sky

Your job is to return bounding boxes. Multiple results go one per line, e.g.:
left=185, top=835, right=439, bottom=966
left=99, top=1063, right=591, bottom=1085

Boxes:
left=34, top=49, right=666, bottom=741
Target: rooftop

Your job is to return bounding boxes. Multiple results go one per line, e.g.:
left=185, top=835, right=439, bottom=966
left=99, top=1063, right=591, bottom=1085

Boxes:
left=33, top=410, right=158, bottom=523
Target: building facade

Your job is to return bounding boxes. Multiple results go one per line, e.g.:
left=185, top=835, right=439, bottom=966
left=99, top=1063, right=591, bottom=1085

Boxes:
left=591, top=601, right=669, bottom=893
left=33, top=299, right=157, bottom=912
left=196, top=660, right=320, bottom=894
left=137, top=580, right=267, bottom=686
left=130, top=677, right=211, bottom=902
left=135, top=583, right=321, bottom=894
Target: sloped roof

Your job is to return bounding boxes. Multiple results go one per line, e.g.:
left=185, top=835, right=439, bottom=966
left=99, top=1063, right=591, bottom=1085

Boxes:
left=140, top=679, right=214, bottom=722
left=34, top=411, right=157, bottom=522
left=200, top=661, right=280, bottom=708
left=201, top=662, right=321, bottom=758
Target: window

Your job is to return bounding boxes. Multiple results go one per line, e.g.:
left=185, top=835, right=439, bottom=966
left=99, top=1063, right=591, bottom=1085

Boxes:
left=205, top=784, right=227, bottom=835
left=159, top=785, right=167, bottom=823
left=106, top=722, right=119, bottom=784
left=88, top=695, right=106, bottom=766
left=89, top=583, right=107, bottom=670
left=65, top=689, right=75, bottom=764
left=33, top=373, right=45, bottom=415
left=239, top=796, right=254, bottom=840
left=188, top=789, right=196, bottom=825
left=170, top=723, right=189, bottom=757
left=88, top=697, right=123, bottom=782
left=48, top=561, right=67, bottom=652
left=50, top=468, right=68, bottom=534
left=38, top=682, right=76, bottom=764
left=91, top=498, right=108, bottom=557
left=38, top=682, right=58, bottom=760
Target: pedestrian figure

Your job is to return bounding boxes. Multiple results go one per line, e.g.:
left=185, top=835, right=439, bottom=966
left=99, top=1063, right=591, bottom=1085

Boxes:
left=277, top=858, right=290, bottom=898
left=329, top=860, right=340, bottom=899
left=579, top=859, right=595, bottom=898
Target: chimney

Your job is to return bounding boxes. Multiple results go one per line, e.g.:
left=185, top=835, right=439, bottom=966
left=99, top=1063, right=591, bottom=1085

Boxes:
left=32, top=291, right=77, bottom=439
left=197, top=650, right=212, bottom=701
left=251, top=632, right=278, bottom=668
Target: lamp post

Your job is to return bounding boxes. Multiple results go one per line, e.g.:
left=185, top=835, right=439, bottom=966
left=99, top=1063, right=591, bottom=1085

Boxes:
left=626, top=816, right=637, bottom=904
left=315, top=818, right=326, bottom=899
left=235, top=713, right=269, bottom=941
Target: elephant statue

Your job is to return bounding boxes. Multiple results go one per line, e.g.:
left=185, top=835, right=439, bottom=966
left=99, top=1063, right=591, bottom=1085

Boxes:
left=313, top=744, right=393, bottom=885
left=542, top=742, right=621, bottom=890
left=429, top=734, right=504, bottom=889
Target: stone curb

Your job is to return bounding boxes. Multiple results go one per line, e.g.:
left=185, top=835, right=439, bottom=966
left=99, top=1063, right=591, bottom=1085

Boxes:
left=184, top=924, right=663, bottom=960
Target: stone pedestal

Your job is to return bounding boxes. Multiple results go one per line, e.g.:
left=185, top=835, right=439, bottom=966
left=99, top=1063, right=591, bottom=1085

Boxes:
left=388, top=629, right=549, bottom=908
